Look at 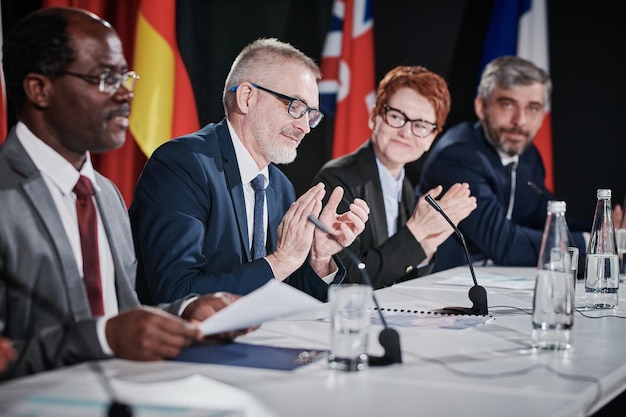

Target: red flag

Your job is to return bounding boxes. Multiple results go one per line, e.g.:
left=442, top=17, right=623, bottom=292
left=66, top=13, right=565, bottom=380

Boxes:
left=0, top=3, right=8, bottom=143
left=319, top=0, right=376, bottom=158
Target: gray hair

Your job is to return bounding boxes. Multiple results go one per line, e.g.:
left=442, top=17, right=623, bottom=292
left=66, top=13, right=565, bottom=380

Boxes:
left=222, top=38, right=321, bottom=115
left=477, top=56, right=552, bottom=107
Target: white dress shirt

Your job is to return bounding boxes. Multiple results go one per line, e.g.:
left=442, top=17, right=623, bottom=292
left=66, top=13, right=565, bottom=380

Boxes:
left=226, top=120, right=336, bottom=283
left=16, top=122, right=117, bottom=354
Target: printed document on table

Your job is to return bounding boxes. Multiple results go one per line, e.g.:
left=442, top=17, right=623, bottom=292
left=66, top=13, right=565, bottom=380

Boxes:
left=435, top=273, right=536, bottom=291
left=199, top=279, right=324, bottom=335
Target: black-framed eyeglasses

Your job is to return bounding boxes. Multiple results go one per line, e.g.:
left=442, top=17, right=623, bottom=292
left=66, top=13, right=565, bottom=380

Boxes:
left=382, top=104, right=437, bottom=138
left=230, top=83, right=324, bottom=128
left=57, top=70, right=139, bottom=93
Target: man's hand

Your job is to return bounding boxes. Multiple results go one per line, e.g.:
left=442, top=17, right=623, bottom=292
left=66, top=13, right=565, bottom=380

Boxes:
left=309, top=186, right=370, bottom=276
left=407, top=183, right=476, bottom=258
left=0, top=337, right=16, bottom=372
left=182, top=292, right=258, bottom=341
left=181, top=292, right=240, bottom=322
left=106, top=306, right=202, bottom=361
left=265, top=183, right=325, bottom=280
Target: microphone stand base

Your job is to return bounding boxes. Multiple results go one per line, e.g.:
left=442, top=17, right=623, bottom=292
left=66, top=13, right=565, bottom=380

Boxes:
left=368, top=355, right=400, bottom=367
left=368, top=328, right=402, bottom=366
left=432, top=306, right=482, bottom=316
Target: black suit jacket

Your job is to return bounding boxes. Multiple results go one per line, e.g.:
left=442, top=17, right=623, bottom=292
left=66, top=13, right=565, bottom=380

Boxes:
left=313, top=141, right=432, bottom=289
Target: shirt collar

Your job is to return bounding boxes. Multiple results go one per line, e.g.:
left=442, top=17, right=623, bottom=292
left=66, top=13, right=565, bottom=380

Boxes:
left=15, top=121, right=99, bottom=195
left=227, top=119, right=269, bottom=186
left=374, top=152, right=405, bottom=200
left=496, top=148, right=519, bottom=167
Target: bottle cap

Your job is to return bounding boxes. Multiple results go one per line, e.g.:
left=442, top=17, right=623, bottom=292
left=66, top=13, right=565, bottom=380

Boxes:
left=547, top=200, right=566, bottom=213
left=597, top=189, right=612, bottom=198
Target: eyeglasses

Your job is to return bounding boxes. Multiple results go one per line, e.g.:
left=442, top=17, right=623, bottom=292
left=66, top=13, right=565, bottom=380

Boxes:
left=58, top=70, right=139, bottom=93
left=382, top=105, right=437, bottom=138
left=230, top=83, right=324, bottom=128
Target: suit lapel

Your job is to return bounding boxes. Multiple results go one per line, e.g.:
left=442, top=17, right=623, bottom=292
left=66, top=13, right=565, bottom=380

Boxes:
left=265, top=171, right=279, bottom=252
left=216, top=121, right=252, bottom=261
left=358, top=144, right=389, bottom=247
left=94, top=179, right=138, bottom=310
left=399, top=178, right=416, bottom=229
left=4, top=134, right=94, bottom=321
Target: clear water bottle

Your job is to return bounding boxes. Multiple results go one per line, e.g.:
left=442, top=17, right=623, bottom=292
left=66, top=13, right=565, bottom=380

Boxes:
left=584, top=189, right=619, bottom=308
left=531, top=200, right=574, bottom=350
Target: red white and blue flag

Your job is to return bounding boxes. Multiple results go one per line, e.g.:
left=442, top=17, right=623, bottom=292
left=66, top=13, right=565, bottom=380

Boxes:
left=319, top=0, right=376, bottom=158
left=0, top=3, right=7, bottom=143
left=480, top=0, right=553, bottom=191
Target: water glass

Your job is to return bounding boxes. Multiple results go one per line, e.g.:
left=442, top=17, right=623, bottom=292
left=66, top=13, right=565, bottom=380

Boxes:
left=568, top=246, right=579, bottom=287
left=328, top=284, right=372, bottom=371
left=617, top=229, right=626, bottom=282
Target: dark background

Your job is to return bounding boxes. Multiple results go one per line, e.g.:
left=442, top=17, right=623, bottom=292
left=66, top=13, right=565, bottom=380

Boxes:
left=2, top=0, right=624, bottom=223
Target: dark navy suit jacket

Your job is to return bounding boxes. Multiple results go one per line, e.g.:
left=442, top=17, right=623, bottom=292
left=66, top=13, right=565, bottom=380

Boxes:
left=130, top=119, right=344, bottom=303
left=418, top=121, right=589, bottom=272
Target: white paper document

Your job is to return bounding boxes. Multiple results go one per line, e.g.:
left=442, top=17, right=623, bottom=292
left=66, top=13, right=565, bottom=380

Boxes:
left=199, top=279, right=324, bottom=335
left=436, top=273, right=536, bottom=291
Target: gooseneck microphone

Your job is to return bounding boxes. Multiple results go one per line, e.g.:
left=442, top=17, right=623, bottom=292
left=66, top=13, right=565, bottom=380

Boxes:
left=526, top=181, right=547, bottom=201
left=3, top=276, right=132, bottom=417
left=425, top=195, right=488, bottom=315
left=307, top=214, right=402, bottom=366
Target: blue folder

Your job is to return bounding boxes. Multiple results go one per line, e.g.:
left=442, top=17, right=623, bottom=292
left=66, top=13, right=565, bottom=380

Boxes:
left=172, top=342, right=328, bottom=371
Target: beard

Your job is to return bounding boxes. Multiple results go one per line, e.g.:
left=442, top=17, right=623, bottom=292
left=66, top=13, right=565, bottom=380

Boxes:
left=259, top=137, right=298, bottom=164
left=482, top=113, right=532, bottom=157
left=252, top=123, right=301, bottom=165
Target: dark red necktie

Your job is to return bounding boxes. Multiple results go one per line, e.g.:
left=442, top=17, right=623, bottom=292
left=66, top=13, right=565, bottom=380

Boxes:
left=73, top=175, right=105, bottom=316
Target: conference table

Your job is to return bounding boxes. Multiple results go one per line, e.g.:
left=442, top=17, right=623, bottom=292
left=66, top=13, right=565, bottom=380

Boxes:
left=2, top=265, right=626, bottom=416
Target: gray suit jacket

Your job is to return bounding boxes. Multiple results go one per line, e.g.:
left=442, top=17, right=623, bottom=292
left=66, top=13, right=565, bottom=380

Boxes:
left=0, top=129, right=184, bottom=379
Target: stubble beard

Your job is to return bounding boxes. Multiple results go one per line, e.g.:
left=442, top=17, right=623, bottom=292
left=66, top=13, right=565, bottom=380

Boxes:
left=483, top=114, right=531, bottom=157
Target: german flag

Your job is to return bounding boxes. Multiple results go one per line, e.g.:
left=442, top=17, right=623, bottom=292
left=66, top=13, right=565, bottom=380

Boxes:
left=40, top=0, right=200, bottom=205
left=130, top=0, right=199, bottom=157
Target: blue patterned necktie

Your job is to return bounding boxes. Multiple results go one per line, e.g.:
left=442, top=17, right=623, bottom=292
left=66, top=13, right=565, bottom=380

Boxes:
left=250, top=174, right=266, bottom=260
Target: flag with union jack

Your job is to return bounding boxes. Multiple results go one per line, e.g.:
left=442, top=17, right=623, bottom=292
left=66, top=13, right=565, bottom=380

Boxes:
left=319, top=0, right=376, bottom=158
left=0, top=3, right=7, bottom=143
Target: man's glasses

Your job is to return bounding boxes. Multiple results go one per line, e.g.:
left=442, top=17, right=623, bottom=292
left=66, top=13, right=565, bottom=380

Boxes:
left=58, top=70, right=139, bottom=93
left=382, top=104, right=437, bottom=138
left=231, top=83, right=324, bottom=128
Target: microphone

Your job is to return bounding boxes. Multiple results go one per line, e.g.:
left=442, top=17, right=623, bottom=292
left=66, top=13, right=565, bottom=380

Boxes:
left=425, top=195, right=489, bottom=315
left=307, top=214, right=402, bottom=366
left=526, top=181, right=547, bottom=201
left=2, top=276, right=132, bottom=417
